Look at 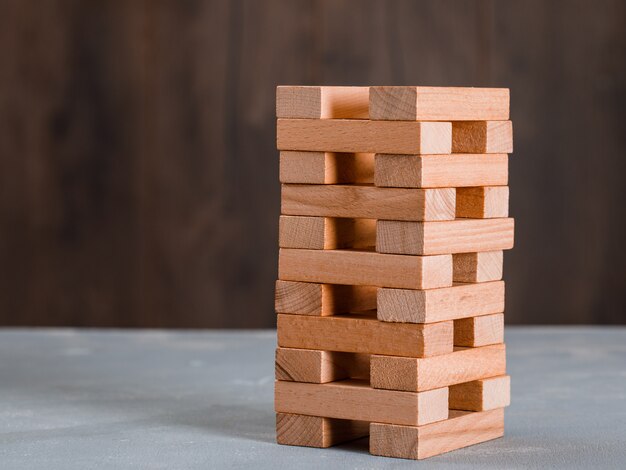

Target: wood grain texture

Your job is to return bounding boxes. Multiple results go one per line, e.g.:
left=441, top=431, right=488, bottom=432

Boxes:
left=275, top=379, right=449, bottom=426
left=279, top=248, right=453, bottom=289
left=454, top=313, right=505, bottom=347
left=452, top=121, right=513, bottom=153
left=276, top=86, right=369, bottom=119
left=374, top=153, right=508, bottom=188
left=369, top=408, right=504, bottom=460
left=277, top=313, right=454, bottom=357
left=453, top=251, right=504, bottom=283
left=449, top=375, right=511, bottom=411
left=282, top=184, right=456, bottom=221
left=280, top=151, right=374, bottom=184
left=456, top=186, right=509, bottom=218
left=279, top=216, right=375, bottom=250
left=277, top=119, right=452, bottom=154
left=369, top=86, right=509, bottom=121
left=276, top=413, right=369, bottom=448
left=376, top=218, right=514, bottom=255
left=370, top=344, right=506, bottom=392
left=275, top=347, right=369, bottom=383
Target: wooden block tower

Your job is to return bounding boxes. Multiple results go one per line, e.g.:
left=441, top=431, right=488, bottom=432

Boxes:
left=274, top=86, right=513, bottom=460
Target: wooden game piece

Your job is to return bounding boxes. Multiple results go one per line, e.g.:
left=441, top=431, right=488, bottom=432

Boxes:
left=456, top=186, right=509, bottom=218
left=276, top=119, right=452, bottom=155
left=275, top=348, right=370, bottom=383
left=279, top=216, right=376, bottom=250
left=276, top=86, right=369, bottom=119
left=279, top=249, right=453, bottom=289
left=377, top=281, right=504, bottom=324
left=453, top=251, right=503, bottom=283
left=280, top=151, right=374, bottom=184
left=376, top=218, right=514, bottom=256
left=275, top=281, right=377, bottom=316
left=449, top=375, right=511, bottom=411
left=369, top=86, right=509, bottom=121
left=370, top=344, right=505, bottom=392
left=282, top=184, right=456, bottom=221
left=275, top=379, right=449, bottom=426
left=276, top=413, right=369, bottom=448
left=374, top=153, right=508, bottom=188
left=277, top=313, right=453, bottom=358
left=454, top=313, right=504, bottom=347
left=369, top=408, right=504, bottom=460
left=452, top=121, right=513, bottom=153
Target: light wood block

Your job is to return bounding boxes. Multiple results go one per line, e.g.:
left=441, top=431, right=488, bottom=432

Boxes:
left=456, top=186, right=509, bottom=218
left=279, top=216, right=376, bottom=250
left=276, top=413, right=369, bottom=448
left=279, top=248, right=453, bottom=289
left=377, top=281, right=504, bottom=324
left=369, top=86, right=509, bottom=121
left=280, top=151, right=374, bottom=184
left=453, top=251, right=503, bottom=283
left=452, top=121, right=513, bottom=153
left=282, top=184, right=456, bottom=221
left=374, top=153, right=508, bottom=188
left=275, top=347, right=370, bottom=383
left=370, top=344, right=506, bottom=392
left=275, top=281, right=377, bottom=316
left=277, top=313, right=453, bottom=358
left=277, top=119, right=452, bottom=155
left=454, top=313, right=504, bottom=347
left=276, top=86, right=369, bottom=119
left=449, top=376, right=511, bottom=411
left=275, top=379, right=449, bottom=426
left=369, top=408, right=504, bottom=460
left=376, top=218, right=514, bottom=256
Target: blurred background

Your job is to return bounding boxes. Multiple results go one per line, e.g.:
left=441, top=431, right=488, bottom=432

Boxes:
left=0, top=0, right=624, bottom=328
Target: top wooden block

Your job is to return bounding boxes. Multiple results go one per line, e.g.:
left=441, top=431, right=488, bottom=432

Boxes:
left=277, top=86, right=369, bottom=119
left=369, top=86, right=509, bottom=121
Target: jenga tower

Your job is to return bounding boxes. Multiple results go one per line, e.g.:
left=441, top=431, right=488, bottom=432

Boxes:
left=274, top=86, right=513, bottom=460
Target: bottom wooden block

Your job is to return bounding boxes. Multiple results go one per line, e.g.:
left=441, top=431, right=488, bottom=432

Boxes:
left=449, top=375, right=511, bottom=411
left=369, top=408, right=504, bottom=460
left=454, top=313, right=504, bottom=347
left=276, top=413, right=369, bottom=448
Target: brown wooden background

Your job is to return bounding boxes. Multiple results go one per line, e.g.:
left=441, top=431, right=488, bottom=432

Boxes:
left=1, top=0, right=625, bottom=327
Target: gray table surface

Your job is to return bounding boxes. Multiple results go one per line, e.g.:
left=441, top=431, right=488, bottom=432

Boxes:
left=1, top=327, right=625, bottom=469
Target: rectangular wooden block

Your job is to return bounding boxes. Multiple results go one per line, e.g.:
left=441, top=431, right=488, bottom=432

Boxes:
left=280, top=151, right=374, bottom=184
left=279, top=216, right=376, bottom=250
left=369, top=408, right=504, bottom=460
left=275, top=281, right=377, bottom=316
left=277, top=119, right=452, bottom=155
left=376, top=218, right=514, bottom=256
left=454, top=313, right=504, bottom=347
left=275, top=379, right=449, bottom=426
left=456, top=186, right=509, bottom=218
left=370, top=344, right=506, bottom=392
left=374, top=153, right=508, bottom=188
left=276, top=413, right=369, bottom=448
left=453, top=251, right=503, bottom=283
left=452, top=121, right=513, bottom=153
left=275, top=347, right=370, bottom=383
left=277, top=313, right=453, bottom=357
left=279, top=248, right=453, bottom=289
left=449, top=376, right=511, bottom=411
left=282, top=184, right=456, bottom=221
left=276, top=86, right=369, bottom=119
left=369, top=86, right=509, bottom=121
left=377, top=281, right=504, bottom=324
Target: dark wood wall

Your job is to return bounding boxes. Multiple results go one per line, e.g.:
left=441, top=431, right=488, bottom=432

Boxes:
left=1, top=0, right=625, bottom=327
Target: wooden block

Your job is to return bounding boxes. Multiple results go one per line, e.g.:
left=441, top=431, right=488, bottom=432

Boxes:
left=456, top=186, right=509, bottom=218
left=376, top=218, right=514, bottom=256
left=452, top=121, right=513, bottom=153
left=375, top=153, right=508, bottom=188
left=369, top=86, right=509, bottom=121
left=276, top=413, right=369, bottom=448
left=282, top=184, right=455, bottom=222
left=369, top=408, right=504, bottom=460
left=280, top=151, right=374, bottom=184
left=453, top=251, right=503, bottom=283
left=275, top=379, right=449, bottom=426
left=275, top=347, right=370, bottom=383
left=454, top=313, right=504, bottom=347
left=279, top=216, right=376, bottom=250
left=279, top=248, right=453, bottom=289
left=277, top=119, right=452, bottom=155
left=377, top=281, right=504, bottom=324
left=277, top=313, right=453, bottom=357
left=370, top=344, right=506, bottom=392
left=449, top=376, right=511, bottom=411
left=276, top=86, right=369, bottom=119
left=275, top=281, right=377, bottom=316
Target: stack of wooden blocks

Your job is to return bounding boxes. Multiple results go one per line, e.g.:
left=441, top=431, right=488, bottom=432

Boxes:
left=274, top=86, right=514, bottom=460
